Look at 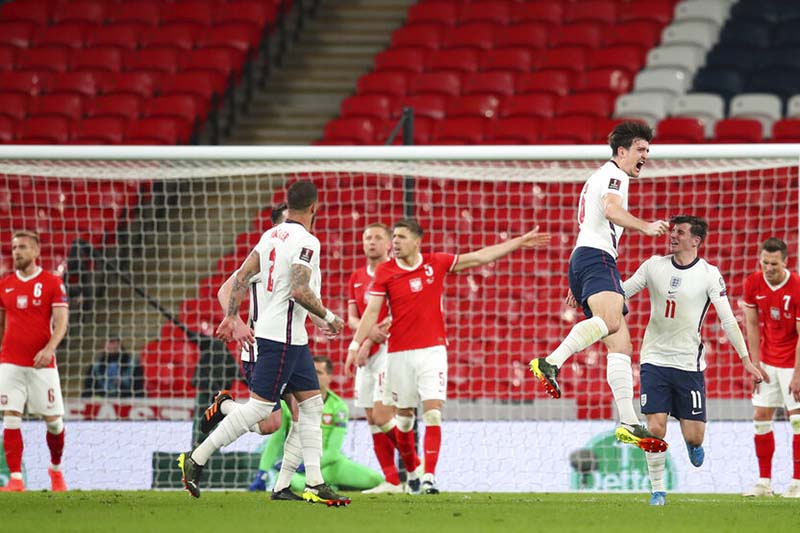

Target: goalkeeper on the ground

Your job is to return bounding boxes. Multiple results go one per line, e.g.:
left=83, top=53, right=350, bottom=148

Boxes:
left=251, top=355, right=383, bottom=492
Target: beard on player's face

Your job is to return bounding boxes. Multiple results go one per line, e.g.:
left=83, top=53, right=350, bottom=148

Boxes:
left=14, top=256, right=33, bottom=270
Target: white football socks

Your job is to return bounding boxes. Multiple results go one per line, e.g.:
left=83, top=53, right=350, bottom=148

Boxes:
left=273, top=423, right=303, bottom=492
left=646, top=451, right=666, bottom=492
left=192, top=397, right=274, bottom=465
left=297, top=395, right=325, bottom=487
left=546, top=316, right=609, bottom=368
left=606, top=352, right=640, bottom=426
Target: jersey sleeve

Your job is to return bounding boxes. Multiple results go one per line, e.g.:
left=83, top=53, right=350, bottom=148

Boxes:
left=706, top=265, right=729, bottom=303
left=347, top=270, right=358, bottom=304
left=48, top=275, right=69, bottom=308
left=710, top=267, right=749, bottom=359
left=435, top=252, right=458, bottom=274
left=601, top=167, right=628, bottom=199
left=742, top=273, right=757, bottom=307
left=291, top=234, right=320, bottom=269
left=370, top=263, right=388, bottom=296
left=622, top=256, right=653, bottom=299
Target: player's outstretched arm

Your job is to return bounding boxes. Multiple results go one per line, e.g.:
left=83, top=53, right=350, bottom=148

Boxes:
left=33, top=306, right=68, bottom=368
left=453, top=226, right=550, bottom=273
left=290, top=264, right=344, bottom=335
left=216, top=251, right=258, bottom=347
left=603, top=194, right=668, bottom=237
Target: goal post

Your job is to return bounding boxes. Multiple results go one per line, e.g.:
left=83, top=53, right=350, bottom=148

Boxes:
left=0, top=144, right=798, bottom=493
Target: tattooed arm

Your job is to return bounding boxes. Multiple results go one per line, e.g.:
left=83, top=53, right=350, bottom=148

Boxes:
left=291, top=264, right=344, bottom=335
left=215, top=251, right=260, bottom=346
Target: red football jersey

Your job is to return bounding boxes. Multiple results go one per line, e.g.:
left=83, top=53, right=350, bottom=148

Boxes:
left=0, top=269, right=68, bottom=367
left=348, top=264, right=390, bottom=356
left=743, top=270, right=800, bottom=368
left=371, top=252, right=458, bottom=353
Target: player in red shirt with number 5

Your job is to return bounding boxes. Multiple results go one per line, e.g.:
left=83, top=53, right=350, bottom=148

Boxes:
left=0, top=231, right=69, bottom=492
left=348, top=219, right=549, bottom=494
left=742, top=237, right=800, bottom=498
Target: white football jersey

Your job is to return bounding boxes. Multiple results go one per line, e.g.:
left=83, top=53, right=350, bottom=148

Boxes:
left=574, top=161, right=630, bottom=259
left=623, top=255, right=731, bottom=371
left=252, top=220, right=321, bottom=346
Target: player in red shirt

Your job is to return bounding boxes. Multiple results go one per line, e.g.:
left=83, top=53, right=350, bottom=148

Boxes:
left=742, top=237, right=800, bottom=498
left=347, top=219, right=549, bottom=494
left=0, top=231, right=69, bottom=492
left=343, top=223, right=405, bottom=493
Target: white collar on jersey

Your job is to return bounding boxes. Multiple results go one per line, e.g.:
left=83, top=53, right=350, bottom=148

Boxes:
left=395, top=254, right=423, bottom=272
left=763, top=269, right=791, bottom=291
left=15, top=266, right=43, bottom=282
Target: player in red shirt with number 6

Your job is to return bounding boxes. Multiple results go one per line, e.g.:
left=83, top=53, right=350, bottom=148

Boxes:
left=0, top=231, right=69, bottom=492
left=347, top=219, right=549, bottom=493
left=742, top=237, right=800, bottom=498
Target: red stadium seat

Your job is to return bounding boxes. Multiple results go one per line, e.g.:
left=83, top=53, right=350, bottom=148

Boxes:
left=375, top=116, right=434, bottom=145
left=587, top=45, right=647, bottom=74
left=126, top=117, right=185, bottom=144
left=215, top=1, right=278, bottom=30
left=462, top=71, right=515, bottom=96
left=85, top=23, right=142, bottom=50
left=549, top=22, right=606, bottom=49
left=70, top=47, right=123, bottom=72
left=340, top=94, right=394, bottom=120
left=431, top=117, right=487, bottom=144
left=446, top=94, right=500, bottom=118
left=0, top=70, right=51, bottom=96
left=197, top=23, right=261, bottom=56
left=141, top=339, right=199, bottom=398
left=515, top=71, right=570, bottom=96
left=390, top=24, right=444, bottom=50
left=0, top=46, right=17, bottom=71
left=71, top=117, right=127, bottom=144
left=410, top=71, right=462, bottom=97
left=442, top=23, right=495, bottom=50
left=459, top=1, right=511, bottom=25
left=143, top=95, right=198, bottom=140
left=0, top=21, right=35, bottom=48
left=565, top=1, right=617, bottom=24
left=140, top=23, right=198, bottom=51
left=33, top=23, right=88, bottom=49
left=17, top=116, right=70, bottom=144
left=107, top=1, right=161, bottom=26
left=582, top=68, right=632, bottom=95
left=655, top=117, right=706, bottom=143
left=86, top=94, right=142, bottom=121
left=160, top=1, right=214, bottom=27
left=356, top=71, right=409, bottom=97
left=606, top=21, right=663, bottom=49
left=394, top=94, right=447, bottom=120
left=125, top=47, right=180, bottom=75
left=374, top=48, right=426, bottom=73
left=500, top=94, right=556, bottom=119
left=407, top=2, right=458, bottom=27
left=161, top=71, right=226, bottom=118
left=17, top=47, right=70, bottom=72
left=480, top=48, right=532, bottom=73
left=29, top=94, right=84, bottom=121
left=487, top=117, right=542, bottom=144
left=618, top=0, right=674, bottom=25
left=540, top=46, right=587, bottom=75
left=0, top=92, right=28, bottom=120
left=323, top=117, right=377, bottom=145
left=52, top=0, right=107, bottom=25
left=541, top=116, right=596, bottom=144
left=427, top=48, right=480, bottom=73
left=494, top=22, right=548, bottom=50
left=510, top=1, right=563, bottom=24
left=49, top=71, right=100, bottom=97
left=100, top=71, right=162, bottom=98
left=556, top=92, right=614, bottom=119
left=714, top=118, right=763, bottom=143
left=0, top=116, right=14, bottom=143
left=182, top=47, right=244, bottom=81
left=0, top=1, right=51, bottom=25
left=772, top=119, right=800, bottom=142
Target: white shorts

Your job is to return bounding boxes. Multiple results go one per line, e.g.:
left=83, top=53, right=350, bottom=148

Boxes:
left=0, top=363, right=65, bottom=416
left=354, top=344, right=389, bottom=408
left=383, top=345, right=447, bottom=408
left=752, top=362, right=800, bottom=411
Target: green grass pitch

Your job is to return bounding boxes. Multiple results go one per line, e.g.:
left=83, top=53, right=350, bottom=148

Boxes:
left=1, top=492, right=798, bottom=533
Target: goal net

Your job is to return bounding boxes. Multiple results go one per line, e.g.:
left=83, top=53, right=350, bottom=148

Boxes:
left=0, top=145, right=797, bottom=493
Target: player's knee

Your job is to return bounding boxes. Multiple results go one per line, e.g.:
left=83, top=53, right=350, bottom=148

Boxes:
left=3, top=415, right=22, bottom=430
left=422, top=409, right=442, bottom=427
left=396, top=414, right=415, bottom=433
left=754, top=420, right=773, bottom=435
left=648, top=422, right=666, bottom=439
left=790, top=415, right=800, bottom=434
left=45, top=417, right=64, bottom=435
left=298, top=395, right=324, bottom=419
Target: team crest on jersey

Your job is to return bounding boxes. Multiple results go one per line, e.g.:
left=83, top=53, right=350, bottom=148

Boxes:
left=409, top=277, right=423, bottom=292
left=770, top=307, right=780, bottom=320
left=640, top=394, right=647, bottom=407
left=16, top=295, right=28, bottom=309
left=669, top=276, right=681, bottom=289
left=299, top=247, right=314, bottom=263
left=608, top=178, right=621, bottom=191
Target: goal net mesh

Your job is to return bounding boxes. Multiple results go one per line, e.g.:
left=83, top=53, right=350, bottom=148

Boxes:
left=0, top=153, right=797, bottom=493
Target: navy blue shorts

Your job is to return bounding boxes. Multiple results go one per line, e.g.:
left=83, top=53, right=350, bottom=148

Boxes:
left=242, top=361, right=283, bottom=412
left=246, top=338, right=319, bottom=402
left=568, top=246, right=628, bottom=319
left=640, top=363, right=707, bottom=422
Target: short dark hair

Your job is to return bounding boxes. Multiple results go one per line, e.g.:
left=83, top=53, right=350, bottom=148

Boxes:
left=313, top=355, right=333, bottom=374
left=365, top=222, right=391, bottom=238
left=761, top=237, right=788, bottom=259
left=670, top=215, right=708, bottom=243
left=270, top=202, right=287, bottom=225
left=608, top=121, right=653, bottom=156
left=287, top=181, right=318, bottom=211
left=12, top=230, right=39, bottom=246
left=393, top=218, right=424, bottom=238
